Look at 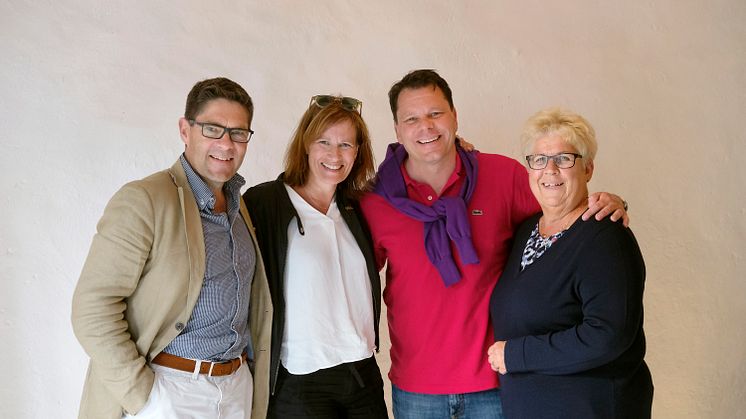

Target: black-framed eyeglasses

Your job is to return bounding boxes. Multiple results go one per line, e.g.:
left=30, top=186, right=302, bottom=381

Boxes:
left=309, top=95, right=363, bottom=115
left=189, top=120, right=254, bottom=143
left=525, top=153, right=583, bottom=170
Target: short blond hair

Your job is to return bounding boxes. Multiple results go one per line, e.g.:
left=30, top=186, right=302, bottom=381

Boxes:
left=521, top=107, right=597, bottom=169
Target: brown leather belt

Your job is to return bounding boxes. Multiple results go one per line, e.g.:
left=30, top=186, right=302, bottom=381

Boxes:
left=151, top=352, right=247, bottom=376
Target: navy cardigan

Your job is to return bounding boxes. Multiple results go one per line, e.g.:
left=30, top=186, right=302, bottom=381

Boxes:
left=490, top=214, right=653, bottom=418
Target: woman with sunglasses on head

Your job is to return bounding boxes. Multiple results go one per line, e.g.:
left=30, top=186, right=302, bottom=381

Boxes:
left=243, top=95, right=387, bottom=418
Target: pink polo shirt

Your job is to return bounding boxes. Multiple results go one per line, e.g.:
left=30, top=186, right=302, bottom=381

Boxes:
left=360, top=152, right=539, bottom=394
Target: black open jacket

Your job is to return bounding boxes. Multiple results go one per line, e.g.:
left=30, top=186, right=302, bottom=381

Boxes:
left=242, top=174, right=382, bottom=394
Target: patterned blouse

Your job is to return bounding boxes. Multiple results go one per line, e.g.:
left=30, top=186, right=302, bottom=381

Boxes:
left=520, top=223, right=566, bottom=271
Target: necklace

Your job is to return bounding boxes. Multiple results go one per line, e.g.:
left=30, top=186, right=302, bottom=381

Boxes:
left=538, top=206, right=586, bottom=238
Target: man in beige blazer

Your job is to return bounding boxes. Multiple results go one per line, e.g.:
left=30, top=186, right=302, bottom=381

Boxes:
left=72, top=77, right=272, bottom=419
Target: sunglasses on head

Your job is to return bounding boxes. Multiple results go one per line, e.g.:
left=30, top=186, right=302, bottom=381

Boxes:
left=309, top=95, right=363, bottom=115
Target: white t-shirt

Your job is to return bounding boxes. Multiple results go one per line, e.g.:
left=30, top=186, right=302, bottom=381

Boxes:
left=281, top=184, right=375, bottom=374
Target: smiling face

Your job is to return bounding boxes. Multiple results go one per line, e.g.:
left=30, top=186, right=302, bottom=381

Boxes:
left=394, top=86, right=458, bottom=170
left=178, top=98, right=249, bottom=193
left=305, top=119, right=358, bottom=191
left=528, top=134, right=594, bottom=215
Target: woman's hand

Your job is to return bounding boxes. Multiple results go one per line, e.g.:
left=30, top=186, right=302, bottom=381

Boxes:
left=456, top=136, right=476, bottom=152
left=487, top=341, right=507, bottom=375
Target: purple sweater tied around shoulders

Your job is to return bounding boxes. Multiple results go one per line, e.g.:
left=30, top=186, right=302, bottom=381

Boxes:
left=373, top=142, right=479, bottom=287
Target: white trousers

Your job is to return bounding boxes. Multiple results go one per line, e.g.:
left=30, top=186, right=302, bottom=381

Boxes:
left=123, top=362, right=253, bottom=419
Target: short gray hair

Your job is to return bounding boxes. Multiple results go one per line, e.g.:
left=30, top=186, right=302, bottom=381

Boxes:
left=521, top=107, right=597, bottom=169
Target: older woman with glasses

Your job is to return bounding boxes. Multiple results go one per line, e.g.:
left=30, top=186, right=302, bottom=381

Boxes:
left=243, top=95, right=388, bottom=418
left=487, top=108, right=653, bottom=418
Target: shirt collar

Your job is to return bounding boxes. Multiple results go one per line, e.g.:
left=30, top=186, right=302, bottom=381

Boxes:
left=400, top=151, right=464, bottom=195
left=179, top=153, right=246, bottom=212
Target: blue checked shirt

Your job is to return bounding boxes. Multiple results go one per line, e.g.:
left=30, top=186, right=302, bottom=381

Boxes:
left=163, top=155, right=256, bottom=361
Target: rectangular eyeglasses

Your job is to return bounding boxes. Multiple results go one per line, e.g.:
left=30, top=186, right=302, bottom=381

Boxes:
left=189, top=120, right=254, bottom=143
left=525, top=153, right=583, bottom=170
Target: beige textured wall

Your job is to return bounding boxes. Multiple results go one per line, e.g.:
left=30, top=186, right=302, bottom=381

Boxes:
left=1, top=1, right=744, bottom=417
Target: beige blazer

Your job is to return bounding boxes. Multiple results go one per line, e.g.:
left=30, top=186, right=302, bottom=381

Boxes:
left=72, top=159, right=272, bottom=419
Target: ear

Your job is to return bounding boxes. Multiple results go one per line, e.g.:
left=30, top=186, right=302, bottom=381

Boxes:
left=453, top=107, right=458, bottom=133
left=585, top=160, right=594, bottom=182
left=394, top=121, right=403, bottom=144
left=178, top=117, right=192, bottom=146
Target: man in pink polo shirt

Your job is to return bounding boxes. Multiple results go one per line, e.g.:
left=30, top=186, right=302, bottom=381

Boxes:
left=359, top=69, right=628, bottom=418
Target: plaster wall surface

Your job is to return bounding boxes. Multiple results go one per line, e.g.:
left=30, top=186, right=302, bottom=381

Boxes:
left=1, top=1, right=744, bottom=417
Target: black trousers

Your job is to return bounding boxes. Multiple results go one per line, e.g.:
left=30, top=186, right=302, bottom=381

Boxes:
left=268, top=356, right=389, bottom=419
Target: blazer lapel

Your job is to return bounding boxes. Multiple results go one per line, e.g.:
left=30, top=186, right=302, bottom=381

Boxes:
left=169, top=160, right=206, bottom=309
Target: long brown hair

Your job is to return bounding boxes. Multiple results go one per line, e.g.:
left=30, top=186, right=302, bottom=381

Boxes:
left=283, top=99, right=375, bottom=200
